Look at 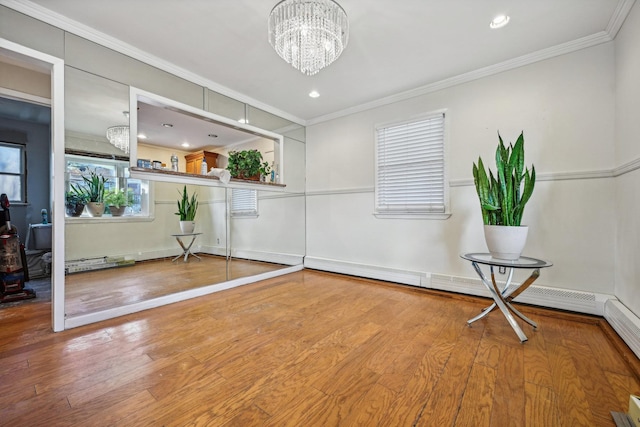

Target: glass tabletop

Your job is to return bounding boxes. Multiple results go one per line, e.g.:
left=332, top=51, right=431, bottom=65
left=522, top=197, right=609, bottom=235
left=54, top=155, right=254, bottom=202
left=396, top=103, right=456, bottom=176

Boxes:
left=461, top=253, right=552, bottom=269
left=171, top=233, right=203, bottom=237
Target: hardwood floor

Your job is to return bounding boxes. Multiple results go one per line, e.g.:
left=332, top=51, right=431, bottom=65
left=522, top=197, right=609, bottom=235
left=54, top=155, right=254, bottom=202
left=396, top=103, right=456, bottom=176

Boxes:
left=0, top=270, right=638, bottom=426
left=65, top=256, right=285, bottom=316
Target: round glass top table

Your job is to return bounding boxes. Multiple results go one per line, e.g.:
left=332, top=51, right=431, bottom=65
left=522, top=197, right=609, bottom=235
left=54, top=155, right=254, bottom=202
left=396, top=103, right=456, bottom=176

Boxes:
left=460, top=253, right=553, bottom=342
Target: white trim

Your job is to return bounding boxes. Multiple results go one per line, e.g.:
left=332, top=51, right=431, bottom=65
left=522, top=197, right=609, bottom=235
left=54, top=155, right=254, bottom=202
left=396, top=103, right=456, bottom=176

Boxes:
left=0, top=0, right=305, bottom=126
left=0, top=87, right=51, bottom=106
left=304, top=256, right=425, bottom=287
left=450, top=168, right=617, bottom=187
left=64, top=264, right=303, bottom=329
left=306, top=32, right=615, bottom=125
left=202, top=246, right=304, bottom=266
left=2, top=0, right=633, bottom=127
left=606, top=0, right=637, bottom=38
left=303, top=256, right=614, bottom=316
left=604, top=299, right=640, bottom=359
left=0, top=38, right=67, bottom=332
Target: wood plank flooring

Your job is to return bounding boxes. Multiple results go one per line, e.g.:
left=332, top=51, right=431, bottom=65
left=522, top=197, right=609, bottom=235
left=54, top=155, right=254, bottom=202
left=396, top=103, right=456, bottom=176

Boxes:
left=1, top=269, right=638, bottom=426
left=65, top=256, right=284, bottom=316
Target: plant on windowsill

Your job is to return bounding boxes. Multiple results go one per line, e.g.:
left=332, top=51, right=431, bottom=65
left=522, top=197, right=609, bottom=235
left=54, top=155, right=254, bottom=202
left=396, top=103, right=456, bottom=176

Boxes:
left=472, top=131, right=536, bottom=260
left=226, top=149, right=267, bottom=181
left=65, top=189, right=89, bottom=217
left=175, top=185, right=198, bottom=234
left=71, top=170, right=108, bottom=217
left=104, top=188, right=134, bottom=217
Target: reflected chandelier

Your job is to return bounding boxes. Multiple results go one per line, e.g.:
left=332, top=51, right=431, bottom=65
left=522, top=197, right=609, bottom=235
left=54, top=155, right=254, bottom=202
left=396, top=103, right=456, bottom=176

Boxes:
left=106, top=125, right=130, bottom=154
left=268, top=0, right=349, bottom=76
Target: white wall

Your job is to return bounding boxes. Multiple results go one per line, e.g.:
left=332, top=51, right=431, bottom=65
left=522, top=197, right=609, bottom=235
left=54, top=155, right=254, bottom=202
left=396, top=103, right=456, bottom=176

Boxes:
left=615, top=1, right=640, bottom=317
left=306, top=42, right=617, bottom=295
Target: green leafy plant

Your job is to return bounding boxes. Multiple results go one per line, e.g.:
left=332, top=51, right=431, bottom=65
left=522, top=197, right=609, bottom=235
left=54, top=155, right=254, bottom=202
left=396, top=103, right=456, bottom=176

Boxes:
left=226, top=149, right=265, bottom=180
left=472, top=131, right=536, bottom=226
left=104, top=188, right=134, bottom=208
left=175, top=185, right=198, bottom=221
left=72, top=169, right=108, bottom=203
left=65, top=189, right=89, bottom=205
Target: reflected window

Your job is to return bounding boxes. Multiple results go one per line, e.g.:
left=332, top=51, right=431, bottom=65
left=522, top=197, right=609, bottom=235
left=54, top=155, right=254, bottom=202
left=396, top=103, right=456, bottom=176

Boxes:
left=66, top=155, right=150, bottom=217
left=0, top=142, right=26, bottom=203
left=231, top=189, right=257, bottom=217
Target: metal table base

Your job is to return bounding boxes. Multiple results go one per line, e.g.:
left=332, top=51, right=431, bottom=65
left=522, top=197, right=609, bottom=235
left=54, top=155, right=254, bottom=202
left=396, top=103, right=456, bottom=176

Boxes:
left=461, top=253, right=553, bottom=343
left=171, top=233, right=202, bottom=262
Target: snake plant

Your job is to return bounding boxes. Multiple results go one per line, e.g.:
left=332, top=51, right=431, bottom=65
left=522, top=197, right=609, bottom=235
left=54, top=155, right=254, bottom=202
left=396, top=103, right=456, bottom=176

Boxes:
left=175, top=185, right=198, bottom=221
left=71, top=170, right=107, bottom=203
left=472, top=132, right=535, bottom=226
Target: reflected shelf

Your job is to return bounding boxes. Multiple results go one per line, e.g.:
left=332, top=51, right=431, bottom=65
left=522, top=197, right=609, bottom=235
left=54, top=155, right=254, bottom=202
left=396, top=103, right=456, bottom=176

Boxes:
left=130, top=167, right=287, bottom=190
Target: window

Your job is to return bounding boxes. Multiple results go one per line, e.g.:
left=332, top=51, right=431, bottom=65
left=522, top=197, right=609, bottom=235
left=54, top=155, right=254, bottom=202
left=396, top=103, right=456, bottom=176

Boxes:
left=231, top=189, right=258, bottom=217
left=66, top=155, right=150, bottom=217
left=0, top=142, right=26, bottom=203
left=375, top=112, right=447, bottom=217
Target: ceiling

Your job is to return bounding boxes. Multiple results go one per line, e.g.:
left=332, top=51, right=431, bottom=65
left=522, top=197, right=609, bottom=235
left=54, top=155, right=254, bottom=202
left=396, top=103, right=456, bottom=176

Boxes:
left=2, top=0, right=633, bottom=125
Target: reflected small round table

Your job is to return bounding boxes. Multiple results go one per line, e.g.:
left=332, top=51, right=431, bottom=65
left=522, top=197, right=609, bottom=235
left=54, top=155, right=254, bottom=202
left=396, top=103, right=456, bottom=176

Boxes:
left=171, top=233, right=202, bottom=262
left=460, top=253, right=553, bottom=342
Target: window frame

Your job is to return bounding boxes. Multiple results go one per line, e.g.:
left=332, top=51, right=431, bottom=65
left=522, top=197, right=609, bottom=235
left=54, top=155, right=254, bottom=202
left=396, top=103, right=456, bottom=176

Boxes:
left=0, top=141, right=27, bottom=203
left=65, top=154, right=153, bottom=220
left=374, top=110, right=450, bottom=219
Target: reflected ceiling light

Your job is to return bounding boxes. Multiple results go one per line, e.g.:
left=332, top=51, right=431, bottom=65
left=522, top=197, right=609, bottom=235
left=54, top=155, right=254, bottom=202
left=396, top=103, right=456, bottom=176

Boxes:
left=309, top=90, right=320, bottom=98
left=181, top=142, right=190, bottom=148
left=162, top=123, right=173, bottom=128
left=490, top=14, right=510, bottom=29
left=208, top=133, right=218, bottom=138
left=106, top=125, right=129, bottom=154
left=268, top=0, right=349, bottom=76
left=238, top=118, right=248, bottom=124
left=137, top=133, right=147, bottom=139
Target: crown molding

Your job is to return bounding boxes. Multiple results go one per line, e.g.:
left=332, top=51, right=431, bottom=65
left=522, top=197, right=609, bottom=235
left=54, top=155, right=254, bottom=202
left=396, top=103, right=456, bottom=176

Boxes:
left=0, top=0, right=306, bottom=126
left=606, top=0, right=637, bottom=38
left=307, top=31, right=614, bottom=126
left=2, top=0, right=635, bottom=127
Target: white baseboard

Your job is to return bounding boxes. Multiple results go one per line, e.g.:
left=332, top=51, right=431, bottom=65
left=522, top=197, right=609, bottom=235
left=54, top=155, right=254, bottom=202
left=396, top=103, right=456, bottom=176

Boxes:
left=304, top=256, right=424, bottom=286
left=199, top=245, right=304, bottom=266
left=604, top=300, right=640, bottom=359
left=303, top=256, right=614, bottom=317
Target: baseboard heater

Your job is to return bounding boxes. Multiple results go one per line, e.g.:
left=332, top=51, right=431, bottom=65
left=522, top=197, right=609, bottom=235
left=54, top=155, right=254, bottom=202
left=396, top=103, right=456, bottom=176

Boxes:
left=65, top=256, right=135, bottom=274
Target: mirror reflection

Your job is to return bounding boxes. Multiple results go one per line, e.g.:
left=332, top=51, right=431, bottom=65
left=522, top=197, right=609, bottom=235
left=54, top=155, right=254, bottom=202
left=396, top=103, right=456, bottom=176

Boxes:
left=64, top=71, right=305, bottom=320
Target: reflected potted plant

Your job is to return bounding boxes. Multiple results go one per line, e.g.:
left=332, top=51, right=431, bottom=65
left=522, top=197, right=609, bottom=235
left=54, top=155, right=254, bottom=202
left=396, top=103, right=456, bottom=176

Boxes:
left=72, top=170, right=108, bottom=217
left=226, top=149, right=265, bottom=181
left=104, top=188, right=134, bottom=217
left=175, top=185, right=198, bottom=233
left=472, top=131, right=536, bottom=260
left=65, top=189, right=89, bottom=217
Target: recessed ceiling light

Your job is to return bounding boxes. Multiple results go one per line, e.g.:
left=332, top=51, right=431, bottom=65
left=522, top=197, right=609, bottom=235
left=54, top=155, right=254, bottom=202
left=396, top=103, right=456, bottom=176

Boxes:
left=490, top=14, right=510, bottom=29
left=162, top=123, right=173, bottom=128
left=208, top=133, right=218, bottom=138
left=137, top=133, right=147, bottom=139
left=181, top=142, right=190, bottom=148
left=309, top=90, right=320, bottom=98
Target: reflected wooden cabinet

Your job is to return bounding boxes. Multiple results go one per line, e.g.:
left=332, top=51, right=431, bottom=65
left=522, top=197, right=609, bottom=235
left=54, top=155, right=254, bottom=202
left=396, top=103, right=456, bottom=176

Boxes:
left=185, top=150, right=218, bottom=174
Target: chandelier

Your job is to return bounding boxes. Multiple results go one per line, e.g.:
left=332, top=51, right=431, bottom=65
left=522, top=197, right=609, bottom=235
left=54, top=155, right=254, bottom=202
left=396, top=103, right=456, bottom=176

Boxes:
left=105, top=125, right=130, bottom=154
left=268, top=0, right=349, bottom=76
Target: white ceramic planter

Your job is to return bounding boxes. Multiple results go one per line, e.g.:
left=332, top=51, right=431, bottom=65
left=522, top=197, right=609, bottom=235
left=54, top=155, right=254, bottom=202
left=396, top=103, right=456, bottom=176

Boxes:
left=484, top=225, right=529, bottom=260
left=179, top=221, right=196, bottom=234
left=86, top=202, right=104, bottom=217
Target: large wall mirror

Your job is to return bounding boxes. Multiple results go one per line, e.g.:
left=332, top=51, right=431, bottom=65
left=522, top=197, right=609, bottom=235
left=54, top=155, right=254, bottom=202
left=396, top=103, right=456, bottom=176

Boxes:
left=64, top=70, right=305, bottom=326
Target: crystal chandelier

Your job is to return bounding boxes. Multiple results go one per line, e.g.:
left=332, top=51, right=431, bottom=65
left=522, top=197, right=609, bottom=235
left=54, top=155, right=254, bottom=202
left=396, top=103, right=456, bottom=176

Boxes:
left=268, top=0, right=349, bottom=76
left=105, top=125, right=130, bottom=154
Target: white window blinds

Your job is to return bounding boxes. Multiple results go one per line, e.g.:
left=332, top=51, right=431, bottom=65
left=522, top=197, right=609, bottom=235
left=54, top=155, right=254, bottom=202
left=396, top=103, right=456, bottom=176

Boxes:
left=231, top=189, right=258, bottom=217
left=375, top=113, right=445, bottom=214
